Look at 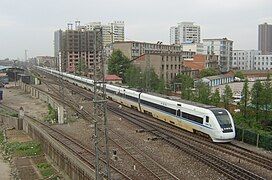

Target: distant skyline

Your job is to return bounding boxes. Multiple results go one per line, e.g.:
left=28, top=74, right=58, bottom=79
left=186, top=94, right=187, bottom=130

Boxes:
left=0, top=0, right=271, bottom=59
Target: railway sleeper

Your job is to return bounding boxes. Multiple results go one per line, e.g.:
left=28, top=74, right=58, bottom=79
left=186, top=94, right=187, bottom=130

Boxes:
left=147, top=136, right=162, bottom=141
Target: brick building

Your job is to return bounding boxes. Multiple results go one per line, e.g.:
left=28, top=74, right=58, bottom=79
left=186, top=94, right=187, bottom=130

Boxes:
left=183, top=54, right=219, bottom=71
left=133, top=52, right=195, bottom=83
left=113, top=41, right=182, bottom=60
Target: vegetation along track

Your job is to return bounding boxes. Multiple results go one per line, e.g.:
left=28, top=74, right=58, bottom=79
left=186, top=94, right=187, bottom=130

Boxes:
left=33, top=68, right=268, bottom=179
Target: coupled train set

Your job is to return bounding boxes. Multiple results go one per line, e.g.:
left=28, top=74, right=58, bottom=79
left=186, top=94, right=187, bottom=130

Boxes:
left=37, top=66, right=235, bottom=142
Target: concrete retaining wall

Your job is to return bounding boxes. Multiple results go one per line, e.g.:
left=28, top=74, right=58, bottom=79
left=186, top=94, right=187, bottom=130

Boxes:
left=1, top=113, right=95, bottom=179
left=25, top=117, right=95, bottom=179
left=0, top=114, right=19, bottom=129
left=19, top=82, right=64, bottom=124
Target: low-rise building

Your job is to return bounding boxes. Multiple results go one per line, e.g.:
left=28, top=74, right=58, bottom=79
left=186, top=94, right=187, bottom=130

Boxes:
left=199, top=74, right=234, bottom=87
left=253, top=54, right=272, bottom=70
left=182, top=43, right=204, bottom=54
left=36, top=56, right=55, bottom=68
left=183, top=54, right=219, bottom=71
left=232, top=50, right=261, bottom=70
left=203, top=38, right=233, bottom=72
left=133, top=52, right=193, bottom=83
left=113, top=41, right=182, bottom=60
left=241, top=70, right=272, bottom=80
left=0, top=73, right=9, bottom=84
left=105, top=74, right=122, bottom=84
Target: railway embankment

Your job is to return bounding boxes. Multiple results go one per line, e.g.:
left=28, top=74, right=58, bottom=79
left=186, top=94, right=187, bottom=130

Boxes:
left=0, top=86, right=96, bottom=179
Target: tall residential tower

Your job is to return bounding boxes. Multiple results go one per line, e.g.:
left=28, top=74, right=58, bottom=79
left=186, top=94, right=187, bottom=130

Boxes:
left=258, top=23, right=272, bottom=55
left=170, top=22, right=201, bottom=45
left=86, top=21, right=125, bottom=47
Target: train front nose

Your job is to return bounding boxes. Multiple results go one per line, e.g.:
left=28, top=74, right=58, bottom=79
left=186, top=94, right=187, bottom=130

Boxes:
left=213, top=130, right=235, bottom=142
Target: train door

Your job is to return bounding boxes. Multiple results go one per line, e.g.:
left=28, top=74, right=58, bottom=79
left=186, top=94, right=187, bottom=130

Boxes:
left=176, top=104, right=181, bottom=116
left=204, top=116, right=211, bottom=127
left=177, top=109, right=181, bottom=116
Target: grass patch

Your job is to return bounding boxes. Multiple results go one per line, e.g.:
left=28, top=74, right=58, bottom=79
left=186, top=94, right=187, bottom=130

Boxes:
left=37, top=162, right=55, bottom=178
left=0, top=131, right=4, bottom=144
left=0, top=108, right=18, bottom=117
left=44, top=104, right=57, bottom=124
left=6, top=141, right=42, bottom=157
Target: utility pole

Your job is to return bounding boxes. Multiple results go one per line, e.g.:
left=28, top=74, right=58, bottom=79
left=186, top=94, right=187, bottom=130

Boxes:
left=93, top=27, right=111, bottom=180
left=145, top=54, right=151, bottom=92
left=58, top=52, right=65, bottom=122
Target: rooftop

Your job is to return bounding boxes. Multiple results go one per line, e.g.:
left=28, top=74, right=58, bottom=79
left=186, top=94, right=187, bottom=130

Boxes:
left=105, top=74, right=122, bottom=81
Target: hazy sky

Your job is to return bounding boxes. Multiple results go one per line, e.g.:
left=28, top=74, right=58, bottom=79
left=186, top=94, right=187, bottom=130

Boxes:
left=0, top=0, right=271, bottom=59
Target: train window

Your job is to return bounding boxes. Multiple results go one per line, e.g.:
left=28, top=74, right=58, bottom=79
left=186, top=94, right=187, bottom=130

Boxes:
left=177, top=104, right=181, bottom=106
left=182, top=112, right=203, bottom=124
left=206, top=116, right=209, bottom=123
left=177, top=109, right=181, bottom=116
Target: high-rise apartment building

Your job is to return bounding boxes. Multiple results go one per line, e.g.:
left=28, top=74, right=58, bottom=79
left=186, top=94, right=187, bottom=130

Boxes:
left=170, top=26, right=179, bottom=45
left=54, top=29, right=62, bottom=69
left=170, top=22, right=201, bottom=45
left=258, top=23, right=272, bottom=55
left=86, top=21, right=124, bottom=47
left=203, top=38, right=233, bottom=72
left=54, top=23, right=103, bottom=77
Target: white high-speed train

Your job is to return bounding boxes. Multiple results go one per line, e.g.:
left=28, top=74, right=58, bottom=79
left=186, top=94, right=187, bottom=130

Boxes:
left=37, top=67, right=235, bottom=142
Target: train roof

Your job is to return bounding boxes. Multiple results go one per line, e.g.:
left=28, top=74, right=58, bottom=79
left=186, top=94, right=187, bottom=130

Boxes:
left=144, top=92, right=216, bottom=109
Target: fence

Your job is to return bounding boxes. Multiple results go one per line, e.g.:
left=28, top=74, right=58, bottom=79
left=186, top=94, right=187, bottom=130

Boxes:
left=235, top=127, right=272, bottom=151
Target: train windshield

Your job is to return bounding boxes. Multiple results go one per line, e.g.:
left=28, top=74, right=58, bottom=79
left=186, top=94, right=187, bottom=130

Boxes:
left=211, top=109, right=232, bottom=128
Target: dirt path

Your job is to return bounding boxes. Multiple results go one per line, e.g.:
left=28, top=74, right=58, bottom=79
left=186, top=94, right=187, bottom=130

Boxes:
left=3, top=86, right=48, bottom=120
left=0, top=155, right=11, bottom=180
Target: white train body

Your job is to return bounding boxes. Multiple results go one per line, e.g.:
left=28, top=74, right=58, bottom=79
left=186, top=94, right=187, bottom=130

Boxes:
left=37, top=67, right=235, bottom=142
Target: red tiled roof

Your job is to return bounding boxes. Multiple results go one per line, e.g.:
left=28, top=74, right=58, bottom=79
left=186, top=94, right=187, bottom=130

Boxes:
left=105, top=74, right=122, bottom=81
left=0, top=73, right=7, bottom=77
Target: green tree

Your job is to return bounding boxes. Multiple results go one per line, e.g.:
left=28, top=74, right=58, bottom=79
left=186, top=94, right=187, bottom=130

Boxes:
left=124, top=66, right=166, bottom=93
left=263, top=74, right=272, bottom=123
left=108, top=50, right=131, bottom=79
left=195, top=81, right=211, bottom=104
left=222, top=84, right=233, bottom=110
left=76, top=58, right=87, bottom=76
left=251, top=80, right=263, bottom=122
left=210, top=88, right=221, bottom=106
left=200, top=68, right=219, bottom=78
left=142, top=68, right=165, bottom=93
left=234, top=71, right=245, bottom=79
left=240, top=79, right=249, bottom=118
left=174, top=74, right=194, bottom=100
left=124, top=66, right=142, bottom=88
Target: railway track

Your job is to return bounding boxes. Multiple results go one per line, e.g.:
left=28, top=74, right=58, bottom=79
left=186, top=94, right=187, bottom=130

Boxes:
left=0, top=104, right=130, bottom=179
left=108, top=106, right=265, bottom=180
left=30, top=69, right=181, bottom=179
left=32, top=68, right=270, bottom=179
left=114, top=105, right=272, bottom=171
